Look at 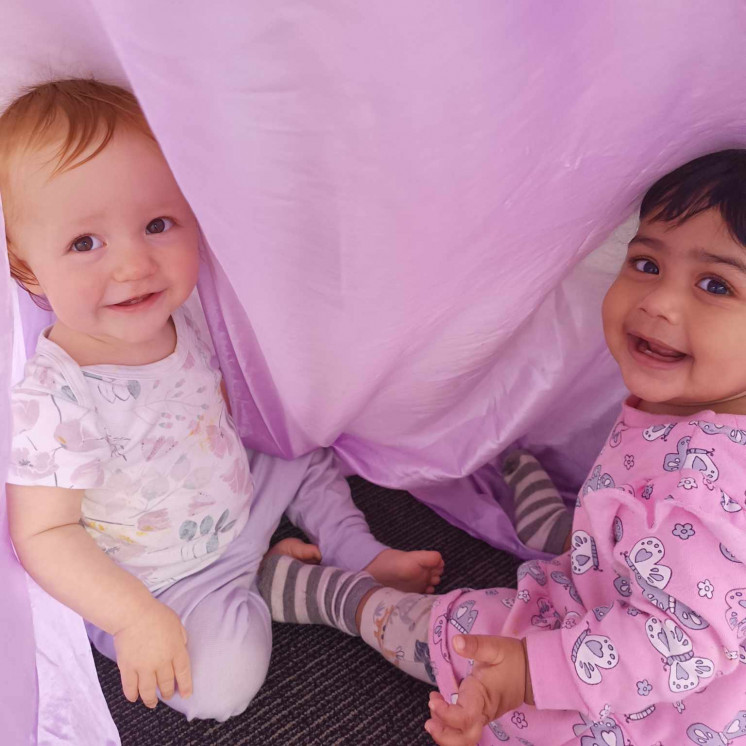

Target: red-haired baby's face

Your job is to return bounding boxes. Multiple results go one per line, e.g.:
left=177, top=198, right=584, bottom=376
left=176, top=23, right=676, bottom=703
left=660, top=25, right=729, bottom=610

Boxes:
left=8, top=126, right=200, bottom=365
left=602, top=209, right=746, bottom=416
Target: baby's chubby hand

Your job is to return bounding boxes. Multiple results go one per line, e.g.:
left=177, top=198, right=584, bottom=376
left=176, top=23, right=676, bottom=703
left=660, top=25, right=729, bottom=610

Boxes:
left=425, top=635, right=531, bottom=746
left=112, top=598, right=192, bottom=709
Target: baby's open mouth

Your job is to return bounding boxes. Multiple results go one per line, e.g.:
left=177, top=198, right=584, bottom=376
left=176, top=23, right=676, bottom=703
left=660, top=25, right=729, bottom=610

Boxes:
left=633, top=335, right=687, bottom=362
left=114, top=293, right=154, bottom=307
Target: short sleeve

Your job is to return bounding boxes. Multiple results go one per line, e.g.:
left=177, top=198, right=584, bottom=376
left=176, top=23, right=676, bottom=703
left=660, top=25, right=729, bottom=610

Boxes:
left=8, top=359, right=110, bottom=490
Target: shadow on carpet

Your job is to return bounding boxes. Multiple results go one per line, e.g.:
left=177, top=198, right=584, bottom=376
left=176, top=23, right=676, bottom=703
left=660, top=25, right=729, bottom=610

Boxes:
left=92, top=477, right=521, bottom=746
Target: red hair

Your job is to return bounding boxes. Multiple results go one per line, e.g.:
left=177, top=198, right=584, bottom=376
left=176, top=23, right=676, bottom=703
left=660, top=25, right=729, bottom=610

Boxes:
left=0, top=78, right=156, bottom=295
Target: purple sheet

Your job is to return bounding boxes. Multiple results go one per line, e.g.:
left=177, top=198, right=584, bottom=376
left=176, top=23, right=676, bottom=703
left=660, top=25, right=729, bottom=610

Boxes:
left=2, top=1, right=746, bottom=741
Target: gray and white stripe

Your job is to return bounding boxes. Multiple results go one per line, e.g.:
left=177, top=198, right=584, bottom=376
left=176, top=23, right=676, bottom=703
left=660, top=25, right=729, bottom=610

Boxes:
left=258, top=554, right=380, bottom=636
left=503, top=450, right=572, bottom=555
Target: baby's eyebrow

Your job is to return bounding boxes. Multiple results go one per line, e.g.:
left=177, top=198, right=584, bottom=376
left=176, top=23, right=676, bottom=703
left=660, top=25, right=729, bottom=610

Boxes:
left=629, top=234, right=665, bottom=250
left=630, top=234, right=746, bottom=275
left=692, top=248, right=746, bottom=275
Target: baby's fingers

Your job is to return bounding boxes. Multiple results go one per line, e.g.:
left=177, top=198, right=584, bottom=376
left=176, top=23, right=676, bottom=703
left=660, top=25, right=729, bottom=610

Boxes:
left=138, top=671, right=159, bottom=709
left=425, top=716, right=483, bottom=746
left=119, top=666, right=139, bottom=703
left=429, top=695, right=486, bottom=735
left=156, top=664, right=175, bottom=700
left=173, top=648, right=193, bottom=699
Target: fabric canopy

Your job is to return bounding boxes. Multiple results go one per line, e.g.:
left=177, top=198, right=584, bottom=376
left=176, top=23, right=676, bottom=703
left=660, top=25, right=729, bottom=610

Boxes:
left=2, top=1, right=746, bottom=742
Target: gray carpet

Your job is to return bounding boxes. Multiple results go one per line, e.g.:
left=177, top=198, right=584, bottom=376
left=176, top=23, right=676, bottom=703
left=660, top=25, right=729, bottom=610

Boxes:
left=93, top=477, right=521, bottom=746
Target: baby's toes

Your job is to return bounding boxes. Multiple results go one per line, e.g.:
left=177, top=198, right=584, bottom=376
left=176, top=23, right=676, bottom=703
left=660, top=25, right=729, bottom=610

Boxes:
left=422, top=550, right=444, bottom=568
left=290, top=542, right=322, bottom=563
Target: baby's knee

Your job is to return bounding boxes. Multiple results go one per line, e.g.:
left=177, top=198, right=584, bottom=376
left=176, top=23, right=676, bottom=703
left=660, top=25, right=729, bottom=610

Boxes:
left=179, top=641, right=272, bottom=721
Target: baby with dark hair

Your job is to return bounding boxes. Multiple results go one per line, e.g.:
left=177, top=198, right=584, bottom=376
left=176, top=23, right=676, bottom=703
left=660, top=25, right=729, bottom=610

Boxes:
left=259, top=150, right=746, bottom=745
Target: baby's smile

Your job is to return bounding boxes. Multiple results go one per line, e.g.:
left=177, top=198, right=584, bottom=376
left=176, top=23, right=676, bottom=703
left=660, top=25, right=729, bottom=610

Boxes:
left=108, top=290, right=163, bottom=310
left=626, top=332, right=689, bottom=368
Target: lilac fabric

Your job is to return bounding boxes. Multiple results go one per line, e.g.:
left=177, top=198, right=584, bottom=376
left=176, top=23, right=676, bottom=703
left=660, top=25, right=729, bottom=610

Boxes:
left=2, top=1, right=746, bottom=742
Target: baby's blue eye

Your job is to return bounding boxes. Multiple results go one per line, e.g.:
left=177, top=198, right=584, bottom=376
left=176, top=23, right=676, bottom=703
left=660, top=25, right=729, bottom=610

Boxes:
left=633, top=259, right=658, bottom=274
left=697, top=277, right=729, bottom=295
left=71, top=235, right=104, bottom=252
left=146, top=217, right=174, bottom=234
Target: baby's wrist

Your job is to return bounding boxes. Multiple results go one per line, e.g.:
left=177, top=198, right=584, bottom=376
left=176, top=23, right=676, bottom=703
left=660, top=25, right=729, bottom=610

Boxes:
left=521, top=638, right=534, bottom=705
left=110, top=594, right=163, bottom=636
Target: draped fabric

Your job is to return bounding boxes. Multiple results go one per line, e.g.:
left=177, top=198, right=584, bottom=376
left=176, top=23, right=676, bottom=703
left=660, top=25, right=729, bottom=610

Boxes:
left=2, top=2, right=746, bottom=742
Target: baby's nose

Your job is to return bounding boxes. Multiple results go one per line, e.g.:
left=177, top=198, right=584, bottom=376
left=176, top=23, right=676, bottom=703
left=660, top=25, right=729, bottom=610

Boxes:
left=111, top=241, right=158, bottom=282
left=638, top=282, right=682, bottom=323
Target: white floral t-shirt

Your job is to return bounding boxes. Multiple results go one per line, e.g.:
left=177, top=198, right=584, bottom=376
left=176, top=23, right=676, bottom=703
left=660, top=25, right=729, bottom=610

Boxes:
left=7, top=296, right=252, bottom=591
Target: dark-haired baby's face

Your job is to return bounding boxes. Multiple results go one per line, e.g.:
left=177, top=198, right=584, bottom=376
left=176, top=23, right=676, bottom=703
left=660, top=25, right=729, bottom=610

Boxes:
left=602, top=209, right=746, bottom=415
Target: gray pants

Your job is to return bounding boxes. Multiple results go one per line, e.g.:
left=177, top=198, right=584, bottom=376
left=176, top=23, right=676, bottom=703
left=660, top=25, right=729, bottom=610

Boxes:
left=87, top=448, right=387, bottom=721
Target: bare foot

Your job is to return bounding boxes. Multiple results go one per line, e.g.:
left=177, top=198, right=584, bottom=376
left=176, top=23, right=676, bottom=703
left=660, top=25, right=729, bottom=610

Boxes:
left=266, top=537, right=322, bottom=564
left=365, top=549, right=444, bottom=593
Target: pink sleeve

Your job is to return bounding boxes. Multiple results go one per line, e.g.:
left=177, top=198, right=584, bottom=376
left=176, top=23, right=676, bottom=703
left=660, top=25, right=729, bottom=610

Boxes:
left=527, top=467, right=746, bottom=715
left=8, top=384, right=110, bottom=490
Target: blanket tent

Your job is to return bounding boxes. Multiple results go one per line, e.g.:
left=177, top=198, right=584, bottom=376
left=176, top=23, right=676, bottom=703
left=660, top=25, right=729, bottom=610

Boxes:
left=2, top=1, right=746, bottom=743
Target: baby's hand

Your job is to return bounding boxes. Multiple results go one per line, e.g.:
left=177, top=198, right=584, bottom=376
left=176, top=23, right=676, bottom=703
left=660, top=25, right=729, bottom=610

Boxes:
left=113, top=599, right=192, bottom=709
left=425, top=635, right=528, bottom=746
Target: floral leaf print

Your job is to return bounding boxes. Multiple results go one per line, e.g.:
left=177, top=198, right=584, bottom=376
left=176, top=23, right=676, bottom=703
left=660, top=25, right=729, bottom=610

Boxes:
left=672, top=523, right=695, bottom=540
left=107, top=468, right=140, bottom=495
left=137, top=510, right=171, bottom=532
left=221, top=458, right=250, bottom=495
left=187, top=495, right=217, bottom=515
left=184, top=467, right=212, bottom=490
left=141, top=436, right=177, bottom=462
left=206, top=534, right=220, bottom=553
left=511, top=712, right=527, bottom=729
left=170, top=454, right=191, bottom=481
left=697, top=579, right=714, bottom=599
left=91, top=378, right=140, bottom=404
left=12, top=399, right=40, bottom=433
left=12, top=448, right=56, bottom=480
left=206, top=425, right=229, bottom=458
left=54, top=419, right=104, bottom=452
left=70, top=459, right=105, bottom=488
left=60, top=385, right=77, bottom=402
left=179, top=520, right=198, bottom=541
left=215, top=509, right=229, bottom=532
left=200, top=515, right=214, bottom=535
left=141, top=474, right=170, bottom=501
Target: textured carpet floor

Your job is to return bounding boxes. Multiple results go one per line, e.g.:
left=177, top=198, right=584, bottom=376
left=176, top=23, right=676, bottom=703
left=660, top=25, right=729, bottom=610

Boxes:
left=93, top=477, right=521, bottom=746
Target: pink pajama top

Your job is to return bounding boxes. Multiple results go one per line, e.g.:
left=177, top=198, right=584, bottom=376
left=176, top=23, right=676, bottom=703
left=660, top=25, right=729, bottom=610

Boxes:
left=429, top=399, right=746, bottom=745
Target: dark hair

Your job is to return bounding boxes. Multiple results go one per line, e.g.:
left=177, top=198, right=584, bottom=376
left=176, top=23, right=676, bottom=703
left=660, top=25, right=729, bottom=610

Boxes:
left=640, top=149, right=746, bottom=246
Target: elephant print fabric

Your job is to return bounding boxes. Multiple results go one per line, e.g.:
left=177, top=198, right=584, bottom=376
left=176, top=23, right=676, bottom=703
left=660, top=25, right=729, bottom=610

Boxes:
left=427, top=398, right=746, bottom=744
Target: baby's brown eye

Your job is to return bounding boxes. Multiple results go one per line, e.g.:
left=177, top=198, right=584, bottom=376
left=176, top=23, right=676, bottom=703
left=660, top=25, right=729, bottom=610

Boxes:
left=146, top=217, right=173, bottom=234
left=71, top=235, right=103, bottom=252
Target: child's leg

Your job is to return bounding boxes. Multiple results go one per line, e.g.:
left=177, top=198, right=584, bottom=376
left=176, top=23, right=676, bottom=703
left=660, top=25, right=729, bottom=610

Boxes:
left=503, top=449, right=572, bottom=555
left=258, top=554, right=436, bottom=684
left=88, top=523, right=275, bottom=721
left=275, top=447, right=444, bottom=592
left=358, top=586, right=436, bottom=684
left=88, top=580, right=271, bottom=721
